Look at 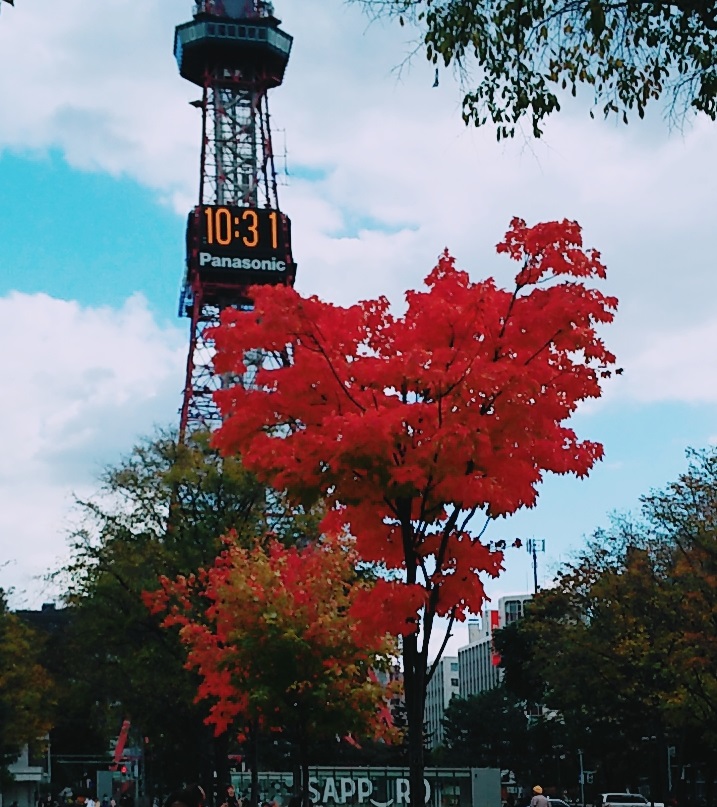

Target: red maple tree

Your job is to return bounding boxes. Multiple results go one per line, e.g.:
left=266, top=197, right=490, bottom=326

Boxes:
left=211, top=217, right=618, bottom=804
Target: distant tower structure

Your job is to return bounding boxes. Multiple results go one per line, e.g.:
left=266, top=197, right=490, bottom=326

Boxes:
left=174, top=0, right=296, bottom=439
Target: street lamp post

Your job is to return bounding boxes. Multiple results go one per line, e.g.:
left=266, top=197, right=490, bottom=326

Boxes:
left=526, top=539, right=546, bottom=594
left=666, top=746, right=675, bottom=797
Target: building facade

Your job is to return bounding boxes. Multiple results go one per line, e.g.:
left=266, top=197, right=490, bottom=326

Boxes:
left=424, top=655, right=460, bottom=749
left=458, top=594, right=532, bottom=698
left=0, top=744, right=50, bottom=807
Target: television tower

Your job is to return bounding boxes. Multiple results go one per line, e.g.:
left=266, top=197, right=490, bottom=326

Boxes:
left=174, top=0, right=296, bottom=439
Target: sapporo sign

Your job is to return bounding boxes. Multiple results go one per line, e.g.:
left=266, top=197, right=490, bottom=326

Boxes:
left=231, top=768, right=473, bottom=807
left=306, top=775, right=431, bottom=807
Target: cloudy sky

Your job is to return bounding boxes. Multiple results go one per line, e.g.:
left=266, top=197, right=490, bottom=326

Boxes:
left=1, top=1, right=716, bottom=649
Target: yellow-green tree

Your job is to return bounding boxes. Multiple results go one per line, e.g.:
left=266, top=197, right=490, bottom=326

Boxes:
left=54, top=428, right=321, bottom=791
left=0, top=591, right=55, bottom=777
left=146, top=534, right=400, bottom=804
left=495, top=448, right=717, bottom=801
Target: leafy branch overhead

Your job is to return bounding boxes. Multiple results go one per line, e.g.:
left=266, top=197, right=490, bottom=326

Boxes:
left=357, top=0, right=717, bottom=138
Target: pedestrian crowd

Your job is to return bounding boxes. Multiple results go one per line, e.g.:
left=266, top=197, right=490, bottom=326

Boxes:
left=33, top=782, right=306, bottom=807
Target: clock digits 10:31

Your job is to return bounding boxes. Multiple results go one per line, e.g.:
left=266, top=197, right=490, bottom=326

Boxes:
left=202, top=205, right=281, bottom=249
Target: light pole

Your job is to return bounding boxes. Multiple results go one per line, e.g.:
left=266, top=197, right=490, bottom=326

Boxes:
left=666, top=746, right=675, bottom=796
left=526, top=539, right=546, bottom=594
left=578, top=749, right=585, bottom=807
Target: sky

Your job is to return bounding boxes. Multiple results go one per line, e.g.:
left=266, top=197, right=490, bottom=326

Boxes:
left=1, top=0, right=717, bottom=654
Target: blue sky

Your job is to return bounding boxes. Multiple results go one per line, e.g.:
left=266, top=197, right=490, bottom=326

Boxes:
left=1, top=1, right=716, bottom=654
left=0, top=152, right=184, bottom=318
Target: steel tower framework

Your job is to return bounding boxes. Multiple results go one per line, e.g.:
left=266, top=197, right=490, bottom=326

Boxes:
left=175, top=0, right=295, bottom=439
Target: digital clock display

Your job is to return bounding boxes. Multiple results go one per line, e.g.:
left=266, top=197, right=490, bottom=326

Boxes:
left=186, top=204, right=295, bottom=279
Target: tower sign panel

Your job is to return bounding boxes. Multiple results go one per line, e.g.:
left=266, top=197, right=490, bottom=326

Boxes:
left=187, top=204, right=295, bottom=281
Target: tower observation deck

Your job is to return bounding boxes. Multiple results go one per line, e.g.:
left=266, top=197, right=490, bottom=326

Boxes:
left=175, top=0, right=296, bottom=438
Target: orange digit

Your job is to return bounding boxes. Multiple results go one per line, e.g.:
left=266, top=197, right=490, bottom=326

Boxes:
left=242, top=209, right=259, bottom=248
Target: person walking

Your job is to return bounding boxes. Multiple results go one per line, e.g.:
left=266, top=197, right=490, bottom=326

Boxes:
left=164, top=785, right=207, bottom=807
left=531, top=786, right=550, bottom=807
left=218, top=785, right=240, bottom=807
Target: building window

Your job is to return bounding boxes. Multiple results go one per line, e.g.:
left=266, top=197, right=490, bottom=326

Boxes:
left=504, top=599, right=524, bottom=625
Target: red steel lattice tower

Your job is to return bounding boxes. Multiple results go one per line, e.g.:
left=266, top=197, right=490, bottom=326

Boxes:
left=174, top=0, right=296, bottom=440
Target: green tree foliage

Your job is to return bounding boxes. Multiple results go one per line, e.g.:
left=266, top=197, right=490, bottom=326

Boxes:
left=438, top=686, right=576, bottom=788
left=494, top=447, right=717, bottom=798
left=357, top=0, right=717, bottom=138
left=0, top=591, right=55, bottom=779
left=53, top=429, right=320, bottom=792
left=441, top=687, right=528, bottom=768
left=491, top=620, right=543, bottom=705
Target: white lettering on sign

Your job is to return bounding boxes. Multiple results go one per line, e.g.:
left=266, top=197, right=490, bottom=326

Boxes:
left=340, top=780, right=357, bottom=804
left=357, top=780, right=372, bottom=804
left=304, top=777, right=431, bottom=807
left=198, top=252, right=286, bottom=271
left=323, top=780, right=339, bottom=804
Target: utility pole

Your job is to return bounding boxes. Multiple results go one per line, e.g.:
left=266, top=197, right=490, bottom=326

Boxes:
left=578, top=748, right=585, bottom=807
left=526, top=538, right=546, bottom=593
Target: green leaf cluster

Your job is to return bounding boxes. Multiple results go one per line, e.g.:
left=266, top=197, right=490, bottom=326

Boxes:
left=357, top=0, right=717, bottom=138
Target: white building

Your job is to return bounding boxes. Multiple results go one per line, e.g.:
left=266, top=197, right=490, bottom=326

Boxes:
left=0, top=744, right=50, bottom=807
left=458, top=594, right=532, bottom=698
left=424, top=655, right=460, bottom=749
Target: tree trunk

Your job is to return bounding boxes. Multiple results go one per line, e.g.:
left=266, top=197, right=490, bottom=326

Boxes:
left=200, top=723, right=216, bottom=805
left=403, top=629, right=427, bottom=807
left=214, top=732, right=230, bottom=800
left=399, top=499, right=429, bottom=807
left=292, top=760, right=301, bottom=798
left=301, top=762, right=310, bottom=807
left=248, top=723, right=260, bottom=807
left=295, top=718, right=310, bottom=807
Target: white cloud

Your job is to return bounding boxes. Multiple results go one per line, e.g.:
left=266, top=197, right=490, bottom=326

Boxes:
left=0, top=292, right=185, bottom=605
left=0, top=0, right=198, bottom=207
left=619, top=317, right=717, bottom=404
